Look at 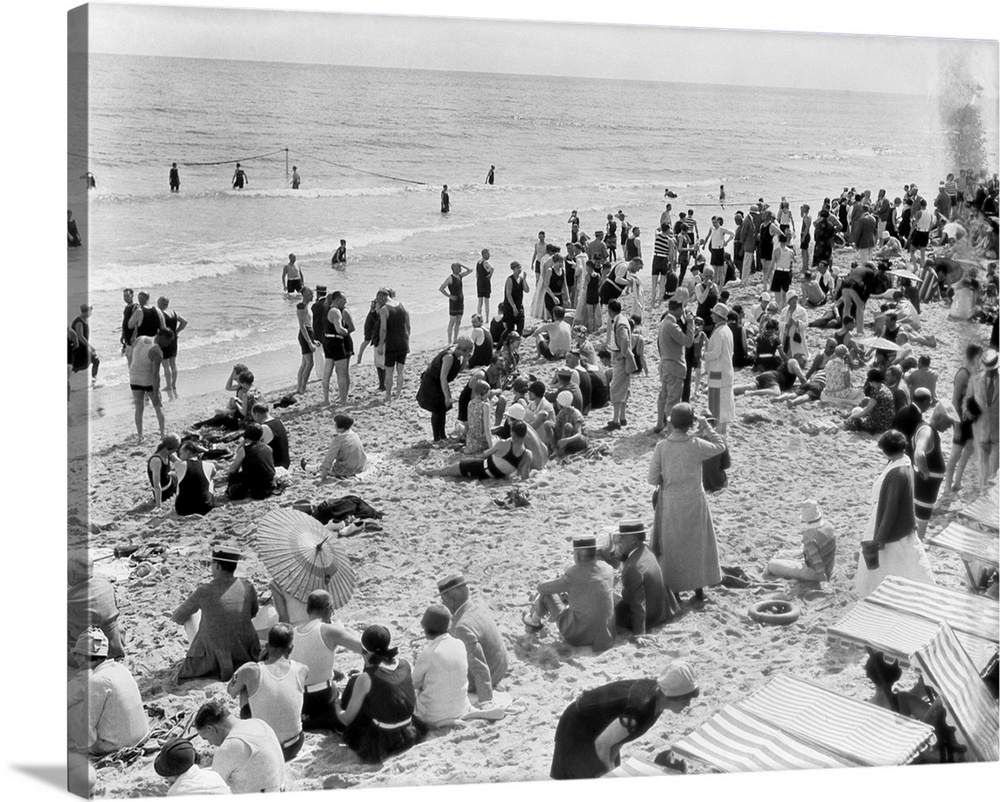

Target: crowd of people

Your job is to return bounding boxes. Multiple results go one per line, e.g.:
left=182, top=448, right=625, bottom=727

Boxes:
left=69, top=168, right=999, bottom=793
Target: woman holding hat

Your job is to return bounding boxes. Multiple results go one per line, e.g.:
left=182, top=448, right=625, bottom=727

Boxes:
left=336, top=624, right=423, bottom=763
left=648, top=404, right=726, bottom=602
left=416, top=335, right=475, bottom=442
left=703, top=303, right=735, bottom=435
left=550, top=660, right=698, bottom=779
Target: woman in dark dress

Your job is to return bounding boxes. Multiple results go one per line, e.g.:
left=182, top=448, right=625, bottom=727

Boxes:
left=337, top=625, right=423, bottom=764
left=550, top=661, right=698, bottom=779
left=147, top=433, right=180, bottom=509
left=416, top=336, right=474, bottom=441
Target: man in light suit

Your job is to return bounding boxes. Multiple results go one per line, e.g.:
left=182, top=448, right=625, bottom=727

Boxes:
left=970, top=349, right=999, bottom=488
left=654, top=298, right=694, bottom=433
left=437, top=573, right=509, bottom=711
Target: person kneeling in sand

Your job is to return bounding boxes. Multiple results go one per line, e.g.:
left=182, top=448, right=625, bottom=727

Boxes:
left=419, top=420, right=535, bottom=481
left=226, top=423, right=276, bottom=501
left=319, top=413, right=367, bottom=481
left=766, top=499, right=837, bottom=582
left=522, top=535, right=615, bottom=652
left=412, top=604, right=471, bottom=727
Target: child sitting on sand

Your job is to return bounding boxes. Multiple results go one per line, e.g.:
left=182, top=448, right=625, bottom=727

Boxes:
left=464, top=379, right=494, bottom=455
left=765, top=499, right=837, bottom=583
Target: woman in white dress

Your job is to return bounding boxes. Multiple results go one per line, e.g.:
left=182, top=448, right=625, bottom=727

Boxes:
left=854, top=429, right=935, bottom=599
left=703, top=303, right=735, bottom=435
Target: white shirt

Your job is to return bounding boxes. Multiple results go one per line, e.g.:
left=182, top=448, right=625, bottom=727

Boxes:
left=212, top=719, right=285, bottom=795
left=412, top=633, right=471, bottom=726
left=168, top=765, right=232, bottom=796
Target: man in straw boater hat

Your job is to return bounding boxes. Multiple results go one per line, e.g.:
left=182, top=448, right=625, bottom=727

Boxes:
left=765, top=499, right=838, bottom=583
left=549, top=660, right=699, bottom=779
left=522, top=535, right=615, bottom=652
left=153, top=737, right=231, bottom=796
left=437, top=573, right=509, bottom=709
left=67, top=628, right=149, bottom=756
left=172, top=546, right=261, bottom=682
left=612, top=520, right=678, bottom=646
left=194, top=699, right=285, bottom=795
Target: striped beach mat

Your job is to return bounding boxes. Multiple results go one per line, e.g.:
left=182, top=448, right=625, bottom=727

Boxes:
left=928, top=522, right=999, bottom=570
left=671, top=703, right=856, bottom=772
left=738, top=674, right=935, bottom=766
left=827, top=600, right=998, bottom=671
left=912, top=621, right=999, bottom=763
left=958, top=494, right=999, bottom=533
left=603, top=755, right=682, bottom=778
left=865, top=575, right=999, bottom=643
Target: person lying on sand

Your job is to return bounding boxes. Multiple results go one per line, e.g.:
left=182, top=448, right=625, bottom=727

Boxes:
left=418, top=420, right=535, bottom=481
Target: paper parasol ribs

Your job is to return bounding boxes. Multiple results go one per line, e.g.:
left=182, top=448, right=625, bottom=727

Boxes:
left=256, top=508, right=356, bottom=608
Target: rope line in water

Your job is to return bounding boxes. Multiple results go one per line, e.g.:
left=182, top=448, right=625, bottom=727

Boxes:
left=288, top=148, right=429, bottom=186
left=180, top=148, right=288, bottom=167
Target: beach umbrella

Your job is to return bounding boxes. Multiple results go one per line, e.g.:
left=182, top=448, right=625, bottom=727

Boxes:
left=929, top=257, right=966, bottom=285
left=255, top=508, right=356, bottom=608
left=856, top=336, right=900, bottom=351
left=888, top=269, right=921, bottom=282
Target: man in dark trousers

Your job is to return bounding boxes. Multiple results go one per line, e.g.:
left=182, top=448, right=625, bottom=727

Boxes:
left=550, top=661, right=699, bottom=779
left=612, top=520, right=677, bottom=645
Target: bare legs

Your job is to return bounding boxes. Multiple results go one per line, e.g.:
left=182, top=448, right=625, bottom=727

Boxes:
left=447, top=315, right=462, bottom=344
left=334, top=358, right=350, bottom=405
left=322, top=358, right=335, bottom=405
left=944, top=440, right=974, bottom=492
left=297, top=352, right=314, bottom=394
left=385, top=363, right=405, bottom=403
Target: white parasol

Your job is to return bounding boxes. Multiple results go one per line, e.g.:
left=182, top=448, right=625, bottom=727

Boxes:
left=856, top=336, right=900, bottom=351
left=255, top=508, right=356, bottom=608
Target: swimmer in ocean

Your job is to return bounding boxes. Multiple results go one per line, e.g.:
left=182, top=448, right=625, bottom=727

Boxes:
left=331, top=239, right=347, bottom=266
left=282, top=254, right=304, bottom=295
left=169, top=162, right=180, bottom=192
left=664, top=187, right=677, bottom=199
left=441, top=184, right=450, bottom=213
left=232, top=162, right=248, bottom=189
left=486, top=165, right=495, bottom=185
left=81, top=172, right=96, bottom=190
left=291, top=166, right=301, bottom=189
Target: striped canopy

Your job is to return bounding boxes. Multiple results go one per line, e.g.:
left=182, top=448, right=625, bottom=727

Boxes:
left=603, top=756, right=682, bottom=778
left=864, top=576, right=999, bottom=642
left=928, top=522, right=999, bottom=571
left=828, top=600, right=998, bottom=671
left=958, top=491, right=999, bottom=533
left=912, top=621, right=999, bottom=763
left=255, top=508, right=357, bottom=608
left=672, top=674, right=935, bottom=772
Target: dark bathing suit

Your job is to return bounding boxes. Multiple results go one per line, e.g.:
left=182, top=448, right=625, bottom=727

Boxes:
left=448, top=275, right=464, bottom=316
left=160, top=310, right=179, bottom=359
left=458, top=440, right=530, bottom=479
left=476, top=260, right=491, bottom=298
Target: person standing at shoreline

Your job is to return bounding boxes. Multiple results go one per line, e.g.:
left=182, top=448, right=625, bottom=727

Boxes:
left=322, top=291, right=353, bottom=406
left=377, top=287, right=411, bottom=403
left=281, top=254, right=303, bottom=295
left=440, top=262, right=473, bottom=344
left=476, top=248, right=494, bottom=318
left=291, top=165, right=301, bottom=189
left=128, top=291, right=163, bottom=344
left=231, top=163, right=248, bottom=189
left=129, top=331, right=168, bottom=443
left=486, top=165, right=495, bottom=185
left=156, top=296, right=187, bottom=398
left=799, top=204, right=812, bottom=271
left=503, top=261, right=531, bottom=337
left=441, top=184, right=450, bottom=213
left=70, top=304, right=101, bottom=387
left=295, top=286, right=319, bottom=395
left=530, top=231, right=548, bottom=284
left=169, top=162, right=180, bottom=192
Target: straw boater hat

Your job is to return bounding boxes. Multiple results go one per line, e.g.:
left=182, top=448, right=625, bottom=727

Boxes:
left=617, top=520, right=647, bottom=540
left=212, top=547, right=242, bottom=568
left=800, top=499, right=825, bottom=526
left=572, top=535, right=597, bottom=550
left=982, top=349, right=999, bottom=370
left=657, top=660, right=698, bottom=697
left=437, top=573, right=467, bottom=594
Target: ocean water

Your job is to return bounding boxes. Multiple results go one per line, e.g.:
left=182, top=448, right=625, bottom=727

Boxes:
left=69, top=53, right=989, bottom=431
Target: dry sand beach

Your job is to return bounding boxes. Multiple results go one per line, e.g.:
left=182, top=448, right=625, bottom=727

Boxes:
left=71, top=241, right=996, bottom=797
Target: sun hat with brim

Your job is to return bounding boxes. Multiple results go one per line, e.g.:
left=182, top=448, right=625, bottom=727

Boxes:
left=800, top=499, right=823, bottom=525
left=437, top=573, right=467, bottom=594
left=573, top=535, right=598, bottom=550
left=211, top=547, right=242, bottom=567
left=711, top=302, right=730, bottom=319
left=154, top=738, right=197, bottom=778
left=72, top=628, right=109, bottom=658
left=504, top=404, right=527, bottom=422
left=657, top=661, right=698, bottom=697
left=982, top=350, right=999, bottom=370
left=617, top=520, right=647, bottom=540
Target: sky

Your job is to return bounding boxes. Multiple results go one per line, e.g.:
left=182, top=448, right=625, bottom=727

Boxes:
left=80, top=1, right=1000, bottom=97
